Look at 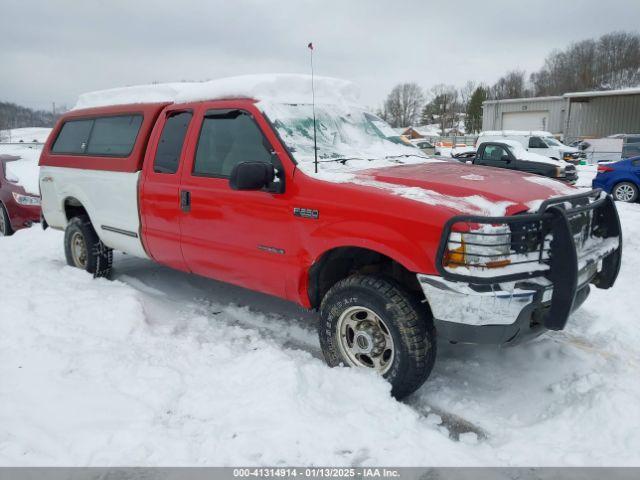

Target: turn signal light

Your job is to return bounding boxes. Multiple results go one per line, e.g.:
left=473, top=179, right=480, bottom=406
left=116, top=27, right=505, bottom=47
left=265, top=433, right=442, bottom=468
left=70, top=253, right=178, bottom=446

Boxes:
left=444, top=244, right=465, bottom=267
left=485, top=259, right=512, bottom=269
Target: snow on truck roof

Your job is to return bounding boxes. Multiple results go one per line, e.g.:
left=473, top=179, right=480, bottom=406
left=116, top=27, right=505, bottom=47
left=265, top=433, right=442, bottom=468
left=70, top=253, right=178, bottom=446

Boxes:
left=73, top=74, right=359, bottom=110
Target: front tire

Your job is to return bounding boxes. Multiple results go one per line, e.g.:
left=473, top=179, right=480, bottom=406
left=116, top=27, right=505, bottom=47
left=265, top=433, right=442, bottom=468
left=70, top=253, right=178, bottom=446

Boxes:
left=319, top=274, right=436, bottom=399
left=64, top=215, right=113, bottom=278
left=612, top=182, right=638, bottom=203
left=0, top=203, right=14, bottom=236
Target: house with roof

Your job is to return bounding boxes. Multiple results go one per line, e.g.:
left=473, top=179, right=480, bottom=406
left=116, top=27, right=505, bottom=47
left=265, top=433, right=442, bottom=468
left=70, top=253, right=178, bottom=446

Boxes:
left=399, top=126, right=441, bottom=139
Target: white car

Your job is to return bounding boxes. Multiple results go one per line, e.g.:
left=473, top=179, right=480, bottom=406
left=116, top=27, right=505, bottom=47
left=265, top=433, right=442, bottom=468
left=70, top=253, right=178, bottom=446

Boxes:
left=477, top=130, right=583, bottom=163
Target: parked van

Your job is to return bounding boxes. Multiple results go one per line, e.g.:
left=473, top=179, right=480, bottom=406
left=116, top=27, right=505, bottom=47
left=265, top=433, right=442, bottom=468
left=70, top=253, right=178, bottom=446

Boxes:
left=39, top=75, right=622, bottom=398
left=477, top=131, right=583, bottom=163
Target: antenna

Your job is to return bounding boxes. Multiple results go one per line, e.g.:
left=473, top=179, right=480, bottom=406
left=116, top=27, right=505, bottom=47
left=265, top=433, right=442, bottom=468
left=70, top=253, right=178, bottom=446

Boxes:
left=308, top=42, right=318, bottom=174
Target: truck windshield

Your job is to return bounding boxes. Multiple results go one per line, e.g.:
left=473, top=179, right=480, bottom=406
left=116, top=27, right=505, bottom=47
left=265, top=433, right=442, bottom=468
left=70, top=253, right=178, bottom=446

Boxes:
left=542, top=137, right=563, bottom=147
left=260, top=102, right=432, bottom=174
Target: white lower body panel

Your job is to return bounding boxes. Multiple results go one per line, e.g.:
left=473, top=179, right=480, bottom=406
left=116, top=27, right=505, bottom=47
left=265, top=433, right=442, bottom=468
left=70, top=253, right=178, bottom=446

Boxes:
left=40, top=166, right=148, bottom=259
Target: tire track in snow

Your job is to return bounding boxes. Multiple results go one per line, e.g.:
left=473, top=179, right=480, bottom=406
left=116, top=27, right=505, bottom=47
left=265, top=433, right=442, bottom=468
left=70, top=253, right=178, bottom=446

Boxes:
left=552, top=332, right=640, bottom=370
left=116, top=263, right=488, bottom=442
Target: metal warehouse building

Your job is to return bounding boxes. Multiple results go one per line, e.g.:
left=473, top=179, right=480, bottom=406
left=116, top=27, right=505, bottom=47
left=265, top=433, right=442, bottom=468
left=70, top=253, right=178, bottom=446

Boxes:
left=482, top=88, right=640, bottom=141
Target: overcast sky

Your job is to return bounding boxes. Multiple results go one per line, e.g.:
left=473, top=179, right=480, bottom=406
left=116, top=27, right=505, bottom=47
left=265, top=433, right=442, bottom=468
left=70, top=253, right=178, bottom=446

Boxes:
left=2, top=0, right=640, bottom=112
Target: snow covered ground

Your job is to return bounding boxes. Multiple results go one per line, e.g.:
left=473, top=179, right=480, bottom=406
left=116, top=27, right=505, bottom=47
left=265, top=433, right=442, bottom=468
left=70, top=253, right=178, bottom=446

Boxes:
left=576, top=164, right=598, bottom=188
left=0, top=127, right=51, bottom=144
left=1, top=155, right=638, bottom=466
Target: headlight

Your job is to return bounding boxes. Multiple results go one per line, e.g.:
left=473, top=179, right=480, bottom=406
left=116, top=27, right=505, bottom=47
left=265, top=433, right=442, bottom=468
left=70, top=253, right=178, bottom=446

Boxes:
left=555, top=166, right=566, bottom=177
left=444, top=224, right=512, bottom=269
left=12, top=192, right=41, bottom=206
left=441, top=216, right=553, bottom=279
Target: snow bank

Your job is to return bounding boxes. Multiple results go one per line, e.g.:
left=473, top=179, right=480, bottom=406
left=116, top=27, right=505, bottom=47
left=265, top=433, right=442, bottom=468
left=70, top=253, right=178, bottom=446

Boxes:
left=1, top=203, right=640, bottom=465
left=576, top=164, right=597, bottom=188
left=0, top=229, right=485, bottom=466
left=0, top=144, right=42, bottom=195
left=74, top=74, right=359, bottom=110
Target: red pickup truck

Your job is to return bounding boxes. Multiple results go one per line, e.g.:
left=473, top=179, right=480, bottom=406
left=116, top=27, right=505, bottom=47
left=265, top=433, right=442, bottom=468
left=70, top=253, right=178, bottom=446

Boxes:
left=39, top=75, right=622, bottom=398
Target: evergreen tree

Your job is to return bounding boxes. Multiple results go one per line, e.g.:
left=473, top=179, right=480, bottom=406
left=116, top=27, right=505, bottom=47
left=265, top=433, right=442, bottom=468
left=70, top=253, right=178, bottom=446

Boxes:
left=465, top=86, right=487, bottom=134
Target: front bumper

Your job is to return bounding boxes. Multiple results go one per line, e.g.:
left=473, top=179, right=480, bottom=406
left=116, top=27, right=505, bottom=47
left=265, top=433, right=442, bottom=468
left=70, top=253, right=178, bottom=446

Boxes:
left=563, top=152, right=585, bottom=164
left=418, top=272, right=591, bottom=345
left=7, top=202, right=41, bottom=230
left=419, top=190, right=622, bottom=345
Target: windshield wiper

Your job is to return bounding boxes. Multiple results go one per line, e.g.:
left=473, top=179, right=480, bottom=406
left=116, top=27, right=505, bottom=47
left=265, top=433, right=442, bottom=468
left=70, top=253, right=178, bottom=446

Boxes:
left=318, top=157, right=376, bottom=165
left=384, top=154, right=429, bottom=161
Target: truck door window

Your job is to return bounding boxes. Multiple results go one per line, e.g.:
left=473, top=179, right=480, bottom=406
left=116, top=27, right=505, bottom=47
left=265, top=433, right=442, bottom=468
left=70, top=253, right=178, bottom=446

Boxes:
left=528, top=137, right=546, bottom=148
left=153, top=111, right=192, bottom=174
left=482, top=145, right=507, bottom=161
left=193, top=112, right=272, bottom=178
left=51, top=119, right=93, bottom=154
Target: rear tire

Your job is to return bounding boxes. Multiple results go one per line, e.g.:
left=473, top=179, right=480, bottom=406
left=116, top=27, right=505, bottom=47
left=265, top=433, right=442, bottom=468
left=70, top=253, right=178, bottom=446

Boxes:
left=0, top=203, right=14, bottom=237
left=64, top=215, right=113, bottom=278
left=319, top=274, right=436, bottom=399
left=612, top=182, right=638, bottom=203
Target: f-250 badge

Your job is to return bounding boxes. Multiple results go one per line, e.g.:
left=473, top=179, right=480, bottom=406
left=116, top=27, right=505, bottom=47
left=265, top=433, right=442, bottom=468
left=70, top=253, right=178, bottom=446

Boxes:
left=293, top=207, right=319, bottom=219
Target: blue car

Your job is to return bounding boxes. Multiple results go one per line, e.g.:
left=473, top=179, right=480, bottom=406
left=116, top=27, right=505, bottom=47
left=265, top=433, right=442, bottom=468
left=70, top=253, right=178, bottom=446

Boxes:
left=592, top=156, right=640, bottom=202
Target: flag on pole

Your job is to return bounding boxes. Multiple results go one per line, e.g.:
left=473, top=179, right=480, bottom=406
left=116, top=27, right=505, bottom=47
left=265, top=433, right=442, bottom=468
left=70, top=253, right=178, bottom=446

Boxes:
left=308, top=42, right=313, bottom=50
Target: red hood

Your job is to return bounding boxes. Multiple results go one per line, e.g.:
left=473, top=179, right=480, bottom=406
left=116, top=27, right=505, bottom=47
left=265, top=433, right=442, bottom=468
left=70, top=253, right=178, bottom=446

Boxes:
left=357, top=162, right=576, bottom=215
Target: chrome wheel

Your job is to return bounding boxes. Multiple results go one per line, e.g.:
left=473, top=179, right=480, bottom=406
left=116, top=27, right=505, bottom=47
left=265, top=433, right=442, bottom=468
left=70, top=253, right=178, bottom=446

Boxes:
left=336, top=306, right=395, bottom=374
left=613, top=183, right=637, bottom=202
left=70, top=231, right=88, bottom=268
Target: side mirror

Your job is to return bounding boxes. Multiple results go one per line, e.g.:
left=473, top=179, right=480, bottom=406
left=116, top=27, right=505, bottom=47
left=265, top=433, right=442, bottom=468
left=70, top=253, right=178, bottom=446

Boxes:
left=229, top=161, right=275, bottom=191
left=501, top=154, right=510, bottom=162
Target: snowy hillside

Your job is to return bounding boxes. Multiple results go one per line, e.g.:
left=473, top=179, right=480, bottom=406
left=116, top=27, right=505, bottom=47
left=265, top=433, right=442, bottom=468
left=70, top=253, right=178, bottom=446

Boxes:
left=0, top=199, right=639, bottom=465
left=0, top=127, right=51, bottom=144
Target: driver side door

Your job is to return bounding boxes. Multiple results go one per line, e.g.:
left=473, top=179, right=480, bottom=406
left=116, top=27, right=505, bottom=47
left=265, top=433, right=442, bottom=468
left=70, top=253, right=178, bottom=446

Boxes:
left=178, top=100, right=298, bottom=299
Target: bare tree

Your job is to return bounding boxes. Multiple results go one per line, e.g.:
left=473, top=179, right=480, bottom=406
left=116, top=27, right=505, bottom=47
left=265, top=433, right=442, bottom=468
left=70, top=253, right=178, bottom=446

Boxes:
left=530, top=31, right=640, bottom=96
left=459, top=81, right=476, bottom=111
left=0, top=101, right=60, bottom=132
left=382, top=83, right=425, bottom=128
left=422, top=84, right=458, bottom=134
left=490, top=70, right=529, bottom=100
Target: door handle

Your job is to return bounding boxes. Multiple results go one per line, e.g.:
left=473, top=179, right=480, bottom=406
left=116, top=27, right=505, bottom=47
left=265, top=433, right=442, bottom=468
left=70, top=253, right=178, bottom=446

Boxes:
left=180, top=190, right=191, bottom=212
